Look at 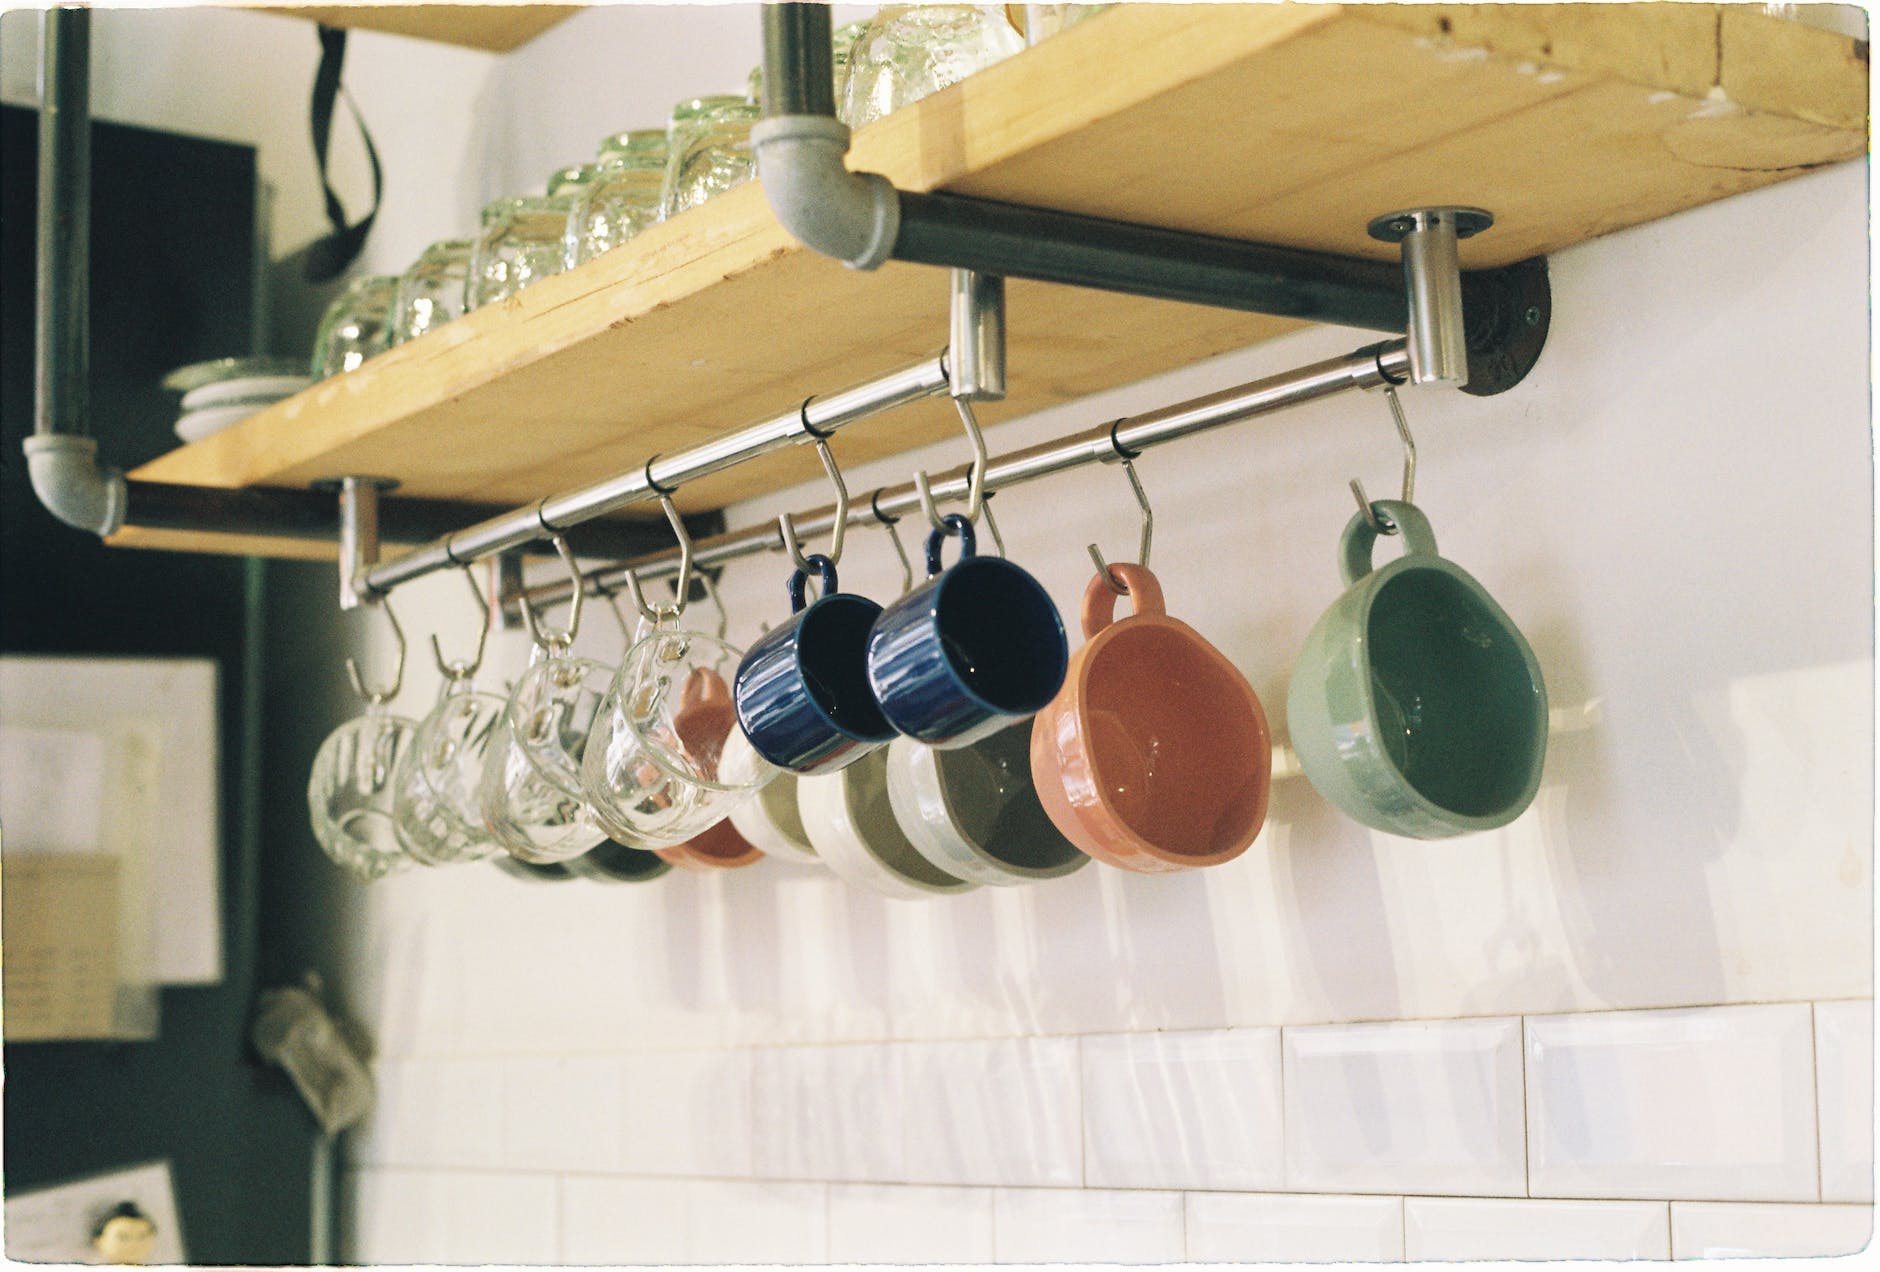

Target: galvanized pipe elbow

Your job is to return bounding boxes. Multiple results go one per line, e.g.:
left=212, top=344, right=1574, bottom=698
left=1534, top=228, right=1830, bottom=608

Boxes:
left=751, top=114, right=900, bottom=271
left=23, top=434, right=127, bottom=536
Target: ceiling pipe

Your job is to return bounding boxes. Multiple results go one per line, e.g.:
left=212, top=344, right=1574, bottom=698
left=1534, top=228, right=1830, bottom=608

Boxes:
left=25, top=5, right=129, bottom=538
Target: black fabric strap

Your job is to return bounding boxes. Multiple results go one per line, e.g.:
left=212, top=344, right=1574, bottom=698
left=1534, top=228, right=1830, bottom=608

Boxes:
left=304, top=25, right=383, bottom=282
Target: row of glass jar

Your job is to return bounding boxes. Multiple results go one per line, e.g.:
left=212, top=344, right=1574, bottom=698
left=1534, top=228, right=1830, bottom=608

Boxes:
left=312, top=5, right=1101, bottom=379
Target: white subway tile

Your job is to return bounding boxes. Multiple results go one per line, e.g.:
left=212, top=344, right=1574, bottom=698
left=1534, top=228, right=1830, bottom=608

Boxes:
left=752, top=1044, right=904, bottom=1181
left=993, top=1188, right=1185, bottom=1264
left=1527, top=1004, right=1819, bottom=1200
left=353, top=1058, right=504, bottom=1169
left=683, top=1180, right=828, bottom=1264
left=1816, top=1000, right=1875, bottom=1203
left=618, top=1048, right=753, bottom=1178
left=1671, top=1202, right=1873, bottom=1258
left=1081, top=1028, right=1283, bottom=1191
left=500, top=1055, right=622, bottom=1173
left=1185, top=1192, right=1403, bottom=1262
left=1282, top=1018, right=1526, bottom=1196
left=559, top=1176, right=690, bottom=1265
left=902, top=1038, right=1082, bottom=1187
left=1405, top=1197, right=1670, bottom=1261
left=344, top=1168, right=450, bottom=1264
left=827, top=1184, right=996, bottom=1263
left=438, top=1171, right=559, bottom=1265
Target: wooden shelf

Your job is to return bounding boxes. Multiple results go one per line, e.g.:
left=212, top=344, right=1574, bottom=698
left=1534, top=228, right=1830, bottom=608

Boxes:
left=125, top=3, right=1867, bottom=559
left=251, top=4, right=582, bottom=52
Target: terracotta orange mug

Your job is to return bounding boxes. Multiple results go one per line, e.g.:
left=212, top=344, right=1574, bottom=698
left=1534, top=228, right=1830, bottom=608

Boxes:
left=655, top=815, right=766, bottom=871
left=1030, top=563, right=1271, bottom=873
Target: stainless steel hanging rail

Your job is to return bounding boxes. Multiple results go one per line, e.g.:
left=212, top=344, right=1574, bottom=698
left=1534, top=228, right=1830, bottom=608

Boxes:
left=360, top=355, right=951, bottom=595
left=519, top=338, right=1411, bottom=607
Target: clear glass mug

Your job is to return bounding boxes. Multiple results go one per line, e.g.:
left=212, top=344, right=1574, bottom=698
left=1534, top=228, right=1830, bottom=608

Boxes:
left=391, top=238, right=473, bottom=345
left=661, top=96, right=761, bottom=220
left=308, top=704, right=417, bottom=880
left=310, top=274, right=398, bottom=378
left=467, top=164, right=595, bottom=309
left=566, top=130, right=667, bottom=266
left=479, top=641, right=615, bottom=864
left=392, top=675, right=507, bottom=865
left=581, top=625, right=775, bottom=849
left=843, top=5, right=1024, bottom=130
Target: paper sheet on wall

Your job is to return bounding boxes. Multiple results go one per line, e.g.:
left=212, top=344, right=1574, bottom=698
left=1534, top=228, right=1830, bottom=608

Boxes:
left=0, top=656, right=221, bottom=984
left=3, top=1160, right=186, bottom=1265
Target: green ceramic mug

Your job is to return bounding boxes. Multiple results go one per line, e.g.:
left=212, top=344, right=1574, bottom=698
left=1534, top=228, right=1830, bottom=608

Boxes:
left=1287, top=500, right=1547, bottom=838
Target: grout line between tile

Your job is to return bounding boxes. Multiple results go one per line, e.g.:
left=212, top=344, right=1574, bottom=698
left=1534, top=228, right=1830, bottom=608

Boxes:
left=1519, top=1014, right=1533, bottom=1199
left=1810, top=1001, right=1825, bottom=1203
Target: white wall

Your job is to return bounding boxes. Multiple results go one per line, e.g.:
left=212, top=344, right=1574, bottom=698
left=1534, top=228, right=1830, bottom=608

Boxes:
left=18, top=3, right=1869, bottom=1262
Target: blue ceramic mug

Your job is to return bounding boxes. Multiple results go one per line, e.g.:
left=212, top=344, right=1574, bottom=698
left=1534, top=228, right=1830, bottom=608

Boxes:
left=866, top=515, right=1068, bottom=749
left=734, top=554, right=897, bottom=776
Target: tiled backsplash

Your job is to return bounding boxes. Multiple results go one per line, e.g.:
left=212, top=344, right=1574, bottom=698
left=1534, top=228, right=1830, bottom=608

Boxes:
left=329, top=14, right=1871, bottom=1263
left=345, top=1001, right=1872, bottom=1262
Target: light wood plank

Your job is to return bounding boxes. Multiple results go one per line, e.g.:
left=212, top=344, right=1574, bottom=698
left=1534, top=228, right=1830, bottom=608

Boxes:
left=125, top=3, right=1866, bottom=559
left=255, top=4, right=581, bottom=52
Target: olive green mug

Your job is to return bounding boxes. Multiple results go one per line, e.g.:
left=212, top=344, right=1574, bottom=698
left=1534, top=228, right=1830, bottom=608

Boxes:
left=1287, top=500, right=1547, bottom=838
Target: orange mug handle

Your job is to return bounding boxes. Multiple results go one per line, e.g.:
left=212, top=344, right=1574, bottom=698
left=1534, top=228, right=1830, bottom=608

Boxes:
left=1081, top=563, right=1166, bottom=638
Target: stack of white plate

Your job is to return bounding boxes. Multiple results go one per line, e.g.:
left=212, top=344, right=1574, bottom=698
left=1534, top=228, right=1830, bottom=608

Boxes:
left=163, top=356, right=311, bottom=444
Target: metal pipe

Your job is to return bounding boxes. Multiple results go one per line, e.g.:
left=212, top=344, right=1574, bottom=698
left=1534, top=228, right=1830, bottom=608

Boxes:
left=1369, top=207, right=1492, bottom=385
left=36, top=6, right=89, bottom=440
left=527, top=339, right=1409, bottom=604
left=893, top=191, right=1408, bottom=332
left=334, top=477, right=388, bottom=608
left=760, top=0, right=834, bottom=117
left=362, top=354, right=950, bottom=594
left=949, top=270, right=1006, bottom=400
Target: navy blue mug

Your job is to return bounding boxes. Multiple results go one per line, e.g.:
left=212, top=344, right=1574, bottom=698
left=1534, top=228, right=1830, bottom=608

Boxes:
left=734, top=555, right=897, bottom=776
left=866, top=515, right=1068, bottom=749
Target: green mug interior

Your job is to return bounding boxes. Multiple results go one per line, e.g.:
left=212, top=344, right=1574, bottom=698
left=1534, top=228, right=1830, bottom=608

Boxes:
left=1366, top=567, right=1544, bottom=818
left=934, top=719, right=1081, bottom=871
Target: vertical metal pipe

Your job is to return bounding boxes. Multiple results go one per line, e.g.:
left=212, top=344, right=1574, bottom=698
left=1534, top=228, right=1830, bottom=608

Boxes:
left=1369, top=206, right=1492, bottom=387
left=36, top=6, right=91, bottom=438
left=760, top=2, right=834, bottom=118
left=948, top=269, right=1006, bottom=400
left=335, top=477, right=383, bottom=609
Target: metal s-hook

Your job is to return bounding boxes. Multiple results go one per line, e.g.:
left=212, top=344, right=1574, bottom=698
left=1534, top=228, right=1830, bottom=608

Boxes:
left=516, top=535, right=587, bottom=651
left=345, top=596, right=407, bottom=706
left=429, top=565, right=491, bottom=681
left=1348, top=383, right=1418, bottom=535
left=870, top=490, right=914, bottom=594
left=622, top=494, right=694, bottom=626
left=778, top=436, right=850, bottom=570
left=913, top=396, right=990, bottom=532
left=1087, top=440, right=1154, bottom=594
left=980, top=490, right=1007, bottom=558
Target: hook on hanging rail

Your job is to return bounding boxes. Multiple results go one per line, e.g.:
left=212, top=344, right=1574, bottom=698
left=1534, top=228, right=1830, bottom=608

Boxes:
left=1086, top=442, right=1153, bottom=594
left=778, top=435, right=850, bottom=571
left=870, top=488, right=914, bottom=594
left=1348, top=383, right=1418, bottom=535
left=345, top=595, right=407, bottom=706
left=913, top=396, right=990, bottom=533
left=429, top=565, right=491, bottom=681
left=622, top=494, right=694, bottom=627
left=516, top=534, right=587, bottom=651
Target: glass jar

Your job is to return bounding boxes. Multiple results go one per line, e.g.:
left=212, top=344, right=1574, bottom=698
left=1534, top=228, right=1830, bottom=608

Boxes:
left=310, top=275, right=398, bottom=378
left=391, top=238, right=473, bottom=344
left=661, top=95, right=761, bottom=220
left=843, top=5, right=1024, bottom=130
left=566, top=130, right=668, bottom=266
left=747, top=21, right=870, bottom=124
left=467, top=166, right=596, bottom=310
left=1009, top=3, right=1109, bottom=45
